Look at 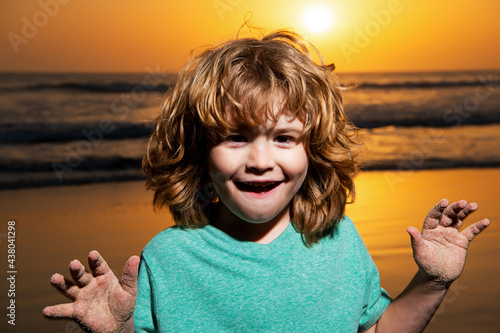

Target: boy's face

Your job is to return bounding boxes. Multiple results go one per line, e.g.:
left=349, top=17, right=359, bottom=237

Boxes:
left=208, top=110, right=308, bottom=225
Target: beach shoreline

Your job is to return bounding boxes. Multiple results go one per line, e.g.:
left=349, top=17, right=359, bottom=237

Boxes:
left=0, top=168, right=498, bottom=332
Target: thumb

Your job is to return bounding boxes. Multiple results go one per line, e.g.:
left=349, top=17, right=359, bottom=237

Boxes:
left=407, top=226, right=424, bottom=254
left=121, top=255, right=140, bottom=295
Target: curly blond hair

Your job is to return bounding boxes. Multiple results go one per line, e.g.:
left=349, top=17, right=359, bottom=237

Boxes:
left=142, top=30, right=360, bottom=245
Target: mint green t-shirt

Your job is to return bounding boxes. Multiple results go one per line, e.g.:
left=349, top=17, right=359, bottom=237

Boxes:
left=134, top=216, right=391, bottom=332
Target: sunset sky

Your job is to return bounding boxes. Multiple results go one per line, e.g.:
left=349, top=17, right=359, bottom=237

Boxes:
left=2, top=0, right=500, bottom=73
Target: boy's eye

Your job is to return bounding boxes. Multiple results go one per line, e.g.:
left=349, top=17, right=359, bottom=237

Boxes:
left=226, top=135, right=247, bottom=143
left=275, top=135, right=294, bottom=144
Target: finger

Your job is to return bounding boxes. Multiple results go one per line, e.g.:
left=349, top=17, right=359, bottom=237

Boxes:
left=451, top=202, right=478, bottom=229
left=69, top=259, right=93, bottom=288
left=43, top=303, right=75, bottom=319
left=440, top=199, right=468, bottom=227
left=461, top=218, right=490, bottom=242
left=88, top=250, right=111, bottom=277
left=423, top=199, right=449, bottom=229
left=407, top=226, right=425, bottom=253
left=50, top=273, right=79, bottom=300
left=121, top=255, right=140, bottom=295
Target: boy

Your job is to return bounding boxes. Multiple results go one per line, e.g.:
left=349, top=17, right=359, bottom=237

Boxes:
left=43, top=30, right=490, bottom=333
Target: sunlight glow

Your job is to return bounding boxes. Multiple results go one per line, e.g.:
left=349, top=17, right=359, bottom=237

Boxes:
left=302, top=4, right=334, bottom=34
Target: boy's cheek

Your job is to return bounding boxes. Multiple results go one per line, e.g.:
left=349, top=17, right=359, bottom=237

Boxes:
left=209, top=170, right=229, bottom=189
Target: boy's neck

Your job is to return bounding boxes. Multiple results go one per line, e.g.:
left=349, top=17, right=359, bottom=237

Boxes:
left=210, top=204, right=291, bottom=244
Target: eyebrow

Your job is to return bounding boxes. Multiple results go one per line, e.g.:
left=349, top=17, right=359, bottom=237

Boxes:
left=272, top=126, right=303, bottom=135
left=227, top=123, right=303, bottom=134
left=274, top=119, right=304, bottom=131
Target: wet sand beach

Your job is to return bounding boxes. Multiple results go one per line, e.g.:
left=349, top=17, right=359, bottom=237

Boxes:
left=0, top=168, right=498, bottom=332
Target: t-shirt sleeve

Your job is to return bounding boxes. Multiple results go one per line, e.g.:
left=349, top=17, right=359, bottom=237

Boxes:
left=358, top=253, right=392, bottom=332
left=134, top=255, right=158, bottom=333
left=344, top=217, right=392, bottom=332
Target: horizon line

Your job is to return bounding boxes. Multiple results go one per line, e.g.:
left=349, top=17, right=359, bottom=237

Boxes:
left=1, top=68, right=500, bottom=75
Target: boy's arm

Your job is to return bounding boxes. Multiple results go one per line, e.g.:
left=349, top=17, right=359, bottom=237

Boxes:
left=43, top=251, right=139, bottom=333
left=364, top=199, right=490, bottom=333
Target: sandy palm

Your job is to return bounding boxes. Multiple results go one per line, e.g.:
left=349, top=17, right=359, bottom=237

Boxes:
left=407, top=199, right=490, bottom=285
left=43, top=251, right=139, bottom=333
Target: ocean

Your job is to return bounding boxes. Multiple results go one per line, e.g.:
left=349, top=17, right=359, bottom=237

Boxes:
left=1, top=70, right=499, bottom=189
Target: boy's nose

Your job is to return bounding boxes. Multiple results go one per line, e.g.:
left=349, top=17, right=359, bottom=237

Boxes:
left=246, top=141, right=275, bottom=172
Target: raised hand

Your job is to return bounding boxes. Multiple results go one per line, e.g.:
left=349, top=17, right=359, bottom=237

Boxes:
left=407, top=199, right=490, bottom=286
left=43, top=251, right=139, bottom=333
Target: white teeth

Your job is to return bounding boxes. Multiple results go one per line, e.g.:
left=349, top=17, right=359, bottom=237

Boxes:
left=244, top=182, right=275, bottom=187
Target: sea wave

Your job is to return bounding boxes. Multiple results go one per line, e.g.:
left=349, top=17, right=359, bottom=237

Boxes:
left=0, top=169, right=146, bottom=190
left=2, top=82, right=170, bottom=93
left=353, top=116, right=500, bottom=129
left=362, top=158, right=500, bottom=171
left=2, top=76, right=499, bottom=93
left=0, top=156, right=142, bottom=173
left=353, top=78, right=500, bottom=90
left=0, top=156, right=145, bottom=190
left=0, top=122, right=154, bottom=144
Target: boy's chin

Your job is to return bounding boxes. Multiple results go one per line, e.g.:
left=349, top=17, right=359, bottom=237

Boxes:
left=235, top=209, right=289, bottom=225
left=240, top=217, right=275, bottom=225
left=216, top=199, right=291, bottom=226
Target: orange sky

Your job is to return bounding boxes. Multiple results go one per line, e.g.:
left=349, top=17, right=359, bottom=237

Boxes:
left=1, top=0, right=500, bottom=73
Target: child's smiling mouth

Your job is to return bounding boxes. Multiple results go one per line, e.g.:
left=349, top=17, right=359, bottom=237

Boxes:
left=235, top=181, right=283, bottom=194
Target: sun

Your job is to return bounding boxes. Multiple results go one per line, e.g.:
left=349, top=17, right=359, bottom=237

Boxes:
left=302, top=4, right=335, bottom=34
